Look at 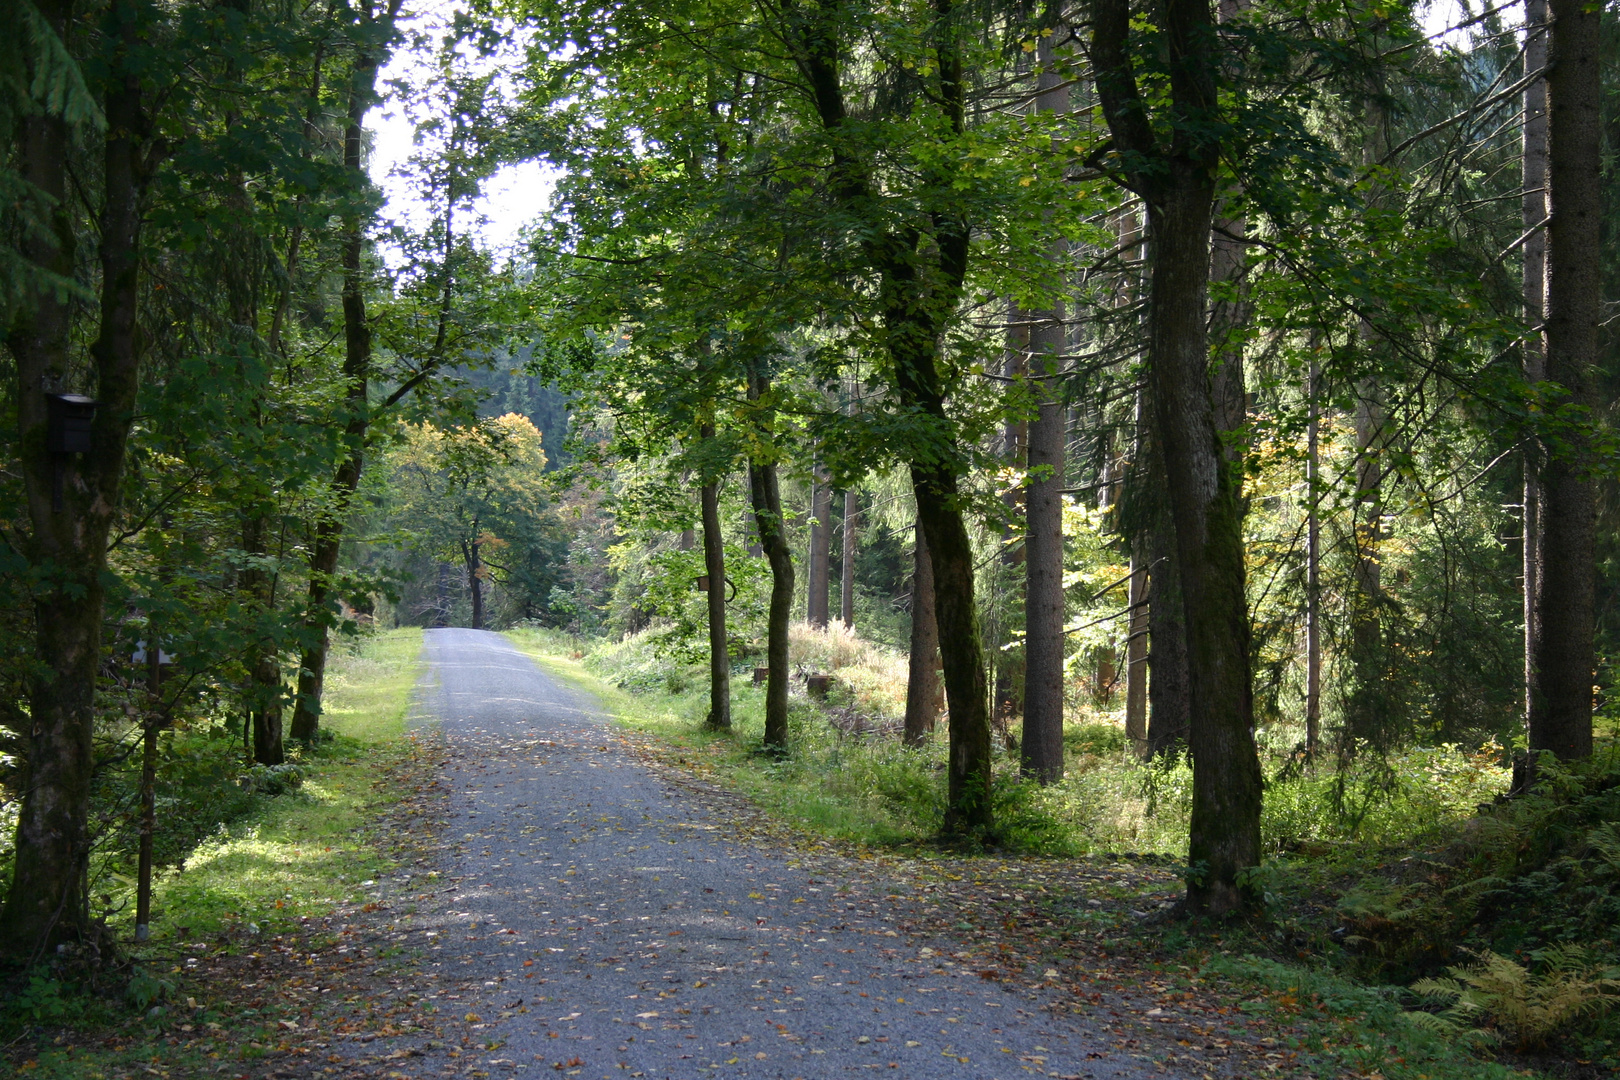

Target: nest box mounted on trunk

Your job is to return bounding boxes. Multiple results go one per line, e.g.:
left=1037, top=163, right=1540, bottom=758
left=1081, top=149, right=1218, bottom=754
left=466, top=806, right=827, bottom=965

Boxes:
left=45, top=392, right=99, bottom=511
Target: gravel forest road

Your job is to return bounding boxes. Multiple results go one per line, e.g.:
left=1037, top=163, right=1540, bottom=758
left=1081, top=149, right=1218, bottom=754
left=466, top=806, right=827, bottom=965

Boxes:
left=388, top=628, right=1209, bottom=1080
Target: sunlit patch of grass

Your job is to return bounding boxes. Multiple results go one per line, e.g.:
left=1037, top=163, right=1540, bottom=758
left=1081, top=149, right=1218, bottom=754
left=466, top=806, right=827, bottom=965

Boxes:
left=320, top=626, right=425, bottom=742
left=147, top=758, right=396, bottom=938
left=136, top=628, right=426, bottom=940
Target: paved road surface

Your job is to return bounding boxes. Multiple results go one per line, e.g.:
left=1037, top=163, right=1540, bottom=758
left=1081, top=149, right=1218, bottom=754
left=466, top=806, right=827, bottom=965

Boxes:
left=401, top=628, right=1185, bottom=1080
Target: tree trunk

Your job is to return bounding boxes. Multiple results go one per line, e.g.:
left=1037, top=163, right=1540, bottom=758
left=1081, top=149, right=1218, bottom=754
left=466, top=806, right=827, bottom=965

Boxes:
left=807, top=468, right=831, bottom=628
left=134, top=647, right=163, bottom=942
left=1305, top=358, right=1322, bottom=756
left=1208, top=221, right=1247, bottom=451
left=464, top=533, right=485, bottom=630
left=1146, top=477, right=1191, bottom=759
left=995, top=303, right=1029, bottom=725
left=1093, top=0, right=1263, bottom=913
left=1152, top=182, right=1262, bottom=915
left=245, top=514, right=285, bottom=766
left=435, top=561, right=450, bottom=627
left=1522, top=0, right=1548, bottom=732
left=1120, top=216, right=1151, bottom=757
left=1529, top=0, right=1599, bottom=762
left=1020, top=38, right=1068, bottom=785
left=1343, top=91, right=1392, bottom=755
left=1209, top=0, right=1250, bottom=460
left=794, top=0, right=992, bottom=833
left=700, top=426, right=731, bottom=730
left=1022, top=341, right=1066, bottom=780
left=1124, top=537, right=1150, bottom=755
left=841, top=490, right=858, bottom=629
left=1136, top=396, right=1191, bottom=758
left=904, top=517, right=941, bottom=747
left=911, top=468, right=993, bottom=833
left=288, top=10, right=394, bottom=741
left=747, top=375, right=795, bottom=752
left=2, top=0, right=149, bottom=957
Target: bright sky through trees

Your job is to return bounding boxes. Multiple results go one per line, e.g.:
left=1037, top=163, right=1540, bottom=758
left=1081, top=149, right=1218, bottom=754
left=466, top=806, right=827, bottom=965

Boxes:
left=366, top=0, right=1502, bottom=262
left=369, top=0, right=559, bottom=262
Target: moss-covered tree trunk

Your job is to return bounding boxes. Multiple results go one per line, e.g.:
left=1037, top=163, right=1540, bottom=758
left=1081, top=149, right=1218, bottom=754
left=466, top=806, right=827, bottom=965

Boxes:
left=1, top=0, right=150, bottom=957
left=1092, top=0, right=1263, bottom=914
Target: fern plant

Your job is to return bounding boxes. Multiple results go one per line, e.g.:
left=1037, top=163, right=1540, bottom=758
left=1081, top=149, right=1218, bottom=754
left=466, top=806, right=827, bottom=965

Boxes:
left=1409, top=947, right=1620, bottom=1051
left=1586, top=822, right=1620, bottom=873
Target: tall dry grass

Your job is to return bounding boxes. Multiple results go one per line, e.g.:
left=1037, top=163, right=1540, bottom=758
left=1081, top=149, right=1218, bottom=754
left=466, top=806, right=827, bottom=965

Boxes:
left=787, top=622, right=910, bottom=719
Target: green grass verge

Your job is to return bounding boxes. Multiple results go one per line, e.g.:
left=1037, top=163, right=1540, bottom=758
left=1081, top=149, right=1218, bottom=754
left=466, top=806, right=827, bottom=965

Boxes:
left=139, top=627, right=426, bottom=940
left=321, top=625, right=426, bottom=742
left=4, top=628, right=428, bottom=1073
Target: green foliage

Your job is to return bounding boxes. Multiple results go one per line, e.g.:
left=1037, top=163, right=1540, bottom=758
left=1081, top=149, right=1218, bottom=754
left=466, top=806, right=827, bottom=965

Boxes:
left=373, top=415, right=564, bottom=627
left=1205, top=954, right=1527, bottom=1080
left=5, top=971, right=91, bottom=1026
left=1409, top=946, right=1620, bottom=1051
left=124, top=630, right=422, bottom=940
left=1064, top=724, right=1127, bottom=756
left=123, top=966, right=176, bottom=1012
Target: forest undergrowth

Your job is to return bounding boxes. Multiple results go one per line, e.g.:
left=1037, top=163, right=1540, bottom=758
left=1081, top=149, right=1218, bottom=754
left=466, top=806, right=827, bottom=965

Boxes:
left=1, top=628, right=441, bottom=1078
left=507, top=623, right=1620, bottom=1079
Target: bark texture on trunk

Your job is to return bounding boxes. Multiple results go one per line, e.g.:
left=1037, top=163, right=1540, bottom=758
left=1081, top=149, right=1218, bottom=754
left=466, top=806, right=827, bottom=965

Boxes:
left=1093, top=0, right=1263, bottom=913
left=1022, top=335, right=1066, bottom=780
left=1152, top=183, right=1262, bottom=917
left=1146, top=470, right=1191, bottom=758
left=1522, top=0, right=1548, bottom=732
left=1020, top=38, right=1068, bottom=785
left=2, top=0, right=149, bottom=957
left=1124, top=540, right=1150, bottom=754
left=1529, top=0, right=1599, bottom=762
left=910, top=466, right=993, bottom=832
left=904, top=518, right=941, bottom=747
left=700, top=430, right=731, bottom=731
left=1209, top=0, right=1249, bottom=462
left=244, top=501, right=284, bottom=766
left=1120, top=218, right=1150, bottom=757
left=748, top=375, right=796, bottom=752
left=1208, top=225, right=1246, bottom=452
